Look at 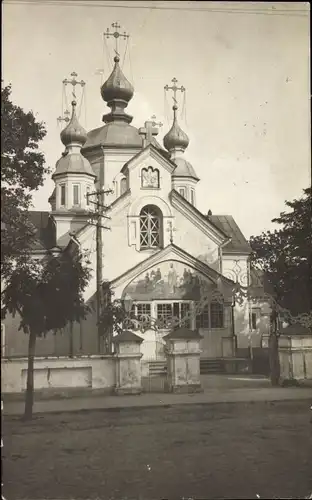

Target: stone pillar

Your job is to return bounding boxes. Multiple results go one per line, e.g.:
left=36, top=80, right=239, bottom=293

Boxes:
left=164, top=328, right=202, bottom=393
left=278, top=330, right=312, bottom=382
left=114, top=330, right=143, bottom=395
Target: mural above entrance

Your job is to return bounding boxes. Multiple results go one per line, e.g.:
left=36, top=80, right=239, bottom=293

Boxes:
left=123, top=260, right=218, bottom=301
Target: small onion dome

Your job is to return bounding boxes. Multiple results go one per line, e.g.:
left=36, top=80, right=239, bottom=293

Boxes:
left=172, top=157, right=199, bottom=181
left=60, top=101, right=87, bottom=147
left=163, top=104, right=189, bottom=152
left=101, top=55, right=134, bottom=104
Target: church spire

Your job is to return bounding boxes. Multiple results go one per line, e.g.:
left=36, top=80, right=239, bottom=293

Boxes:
left=101, top=23, right=134, bottom=124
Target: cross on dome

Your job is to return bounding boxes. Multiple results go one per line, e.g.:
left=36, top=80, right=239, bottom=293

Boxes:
left=139, top=116, right=163, bottom=147
left=104, top=21, right=130, bottom=55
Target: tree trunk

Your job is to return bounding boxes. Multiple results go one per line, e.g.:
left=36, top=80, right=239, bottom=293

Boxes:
left=269, top=302, right=280, bottom=386
left=69, top=320, right=74, bottom=358
left=269, top=332, right=280, bottom=386
left=23, top=329, right=37, bottom=420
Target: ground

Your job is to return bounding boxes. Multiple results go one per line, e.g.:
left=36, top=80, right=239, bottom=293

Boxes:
left=3, top=400, right=312, bottom=500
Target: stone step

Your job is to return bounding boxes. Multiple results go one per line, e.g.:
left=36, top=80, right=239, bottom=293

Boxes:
left=200, top=359, right=224, bottom=374
left=148, top=361, right=167, bottom=376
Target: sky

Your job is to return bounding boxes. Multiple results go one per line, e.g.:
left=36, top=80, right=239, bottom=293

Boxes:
left=2, top=0, right=310, bottom=238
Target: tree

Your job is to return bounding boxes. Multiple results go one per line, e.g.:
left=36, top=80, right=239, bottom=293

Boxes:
left=1, top=84, right=92, bottom=419
left=250, top=187, right=311, bottom=319
left=1, top=83, right=49, bottom=282
left=1, top=250, right=92, bottom=420
left=250, top=187, right=312, bottom=385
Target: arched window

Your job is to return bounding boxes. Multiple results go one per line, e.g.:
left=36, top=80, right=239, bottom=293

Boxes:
left=120, top=177, right=127, bottom=195
left=139, top=205, right=162, bottom=249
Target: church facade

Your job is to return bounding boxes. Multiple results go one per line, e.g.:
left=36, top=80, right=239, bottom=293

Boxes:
left=3, top=52, right=271, bottom=361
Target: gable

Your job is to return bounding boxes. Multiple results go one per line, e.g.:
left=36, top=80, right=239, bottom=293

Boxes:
left=121, top=144, right=175, bottom=176
left=111, top=243, right=234, bottom=302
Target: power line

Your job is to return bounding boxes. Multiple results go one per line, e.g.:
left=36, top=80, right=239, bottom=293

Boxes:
left=3, top=0, right=310, bottom=16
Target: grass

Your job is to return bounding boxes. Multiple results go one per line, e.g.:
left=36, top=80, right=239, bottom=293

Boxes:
left=3, top=400, right=312, bottom=499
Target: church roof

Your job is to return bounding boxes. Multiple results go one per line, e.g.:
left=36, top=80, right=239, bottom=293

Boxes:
left=172, top=157, right=199, bottom=180
left=27, top=211, right=57, bottom=251
left=82, top=121, right=143, bottom=151
left=53, top=153, right=96, bottom=178
left=208, top=215, right=252, bottom=254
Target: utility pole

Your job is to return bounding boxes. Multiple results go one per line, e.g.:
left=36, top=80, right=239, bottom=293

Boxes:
left=86, top=148, right=112, bottom=354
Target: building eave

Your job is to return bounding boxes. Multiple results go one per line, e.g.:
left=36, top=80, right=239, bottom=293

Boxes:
left=170, top=190, right=230, bottom=245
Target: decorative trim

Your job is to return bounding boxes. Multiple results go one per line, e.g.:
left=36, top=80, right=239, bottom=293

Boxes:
left=111, top=243, right=234, bottom=290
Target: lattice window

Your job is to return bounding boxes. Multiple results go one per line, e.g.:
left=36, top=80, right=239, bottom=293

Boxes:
left=181, top=302, right=191, bottom=328
left=157, top=302, right=192, bottom=329
left=139, top=205, right=162, bottom=249
left=156, top=303, right=173, bottom=328
left=210, top=302, right=224, bottom=329
left=196, top=303, right=209, bottom=329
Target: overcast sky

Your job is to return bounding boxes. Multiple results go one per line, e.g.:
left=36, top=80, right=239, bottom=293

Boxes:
left=2, top=1, right=310, bottom=238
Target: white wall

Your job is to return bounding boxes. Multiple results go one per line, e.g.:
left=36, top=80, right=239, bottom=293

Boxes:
left=2, top=355, right=116, bottom=393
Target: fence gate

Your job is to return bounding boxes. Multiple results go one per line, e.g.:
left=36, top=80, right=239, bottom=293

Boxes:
left=141, top=341, right=167, bottom=393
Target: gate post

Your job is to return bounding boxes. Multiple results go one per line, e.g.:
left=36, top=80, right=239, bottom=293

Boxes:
left=164, top=328, right=202, bottom=393
left=114, top=330, right=143, bottom=395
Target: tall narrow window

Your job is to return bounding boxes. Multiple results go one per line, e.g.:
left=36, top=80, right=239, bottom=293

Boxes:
left=178, top=187, right=186, bottom=198
left=86, top=186, right=90, bottom=206
left=120, top=177, right=127, bottom=195
left=60, top=184, right=66, bottom=206
left=73, top=184, right=80, bottom=206
left=196, top=303, right=209, bottom=329
left=190, top=189, right=195, bottom=205
left=210, top=302, right=224, bottom=329
left=139, top=205, right=162, bottom=249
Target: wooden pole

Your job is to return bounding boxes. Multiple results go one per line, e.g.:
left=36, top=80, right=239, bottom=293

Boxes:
left=96, top=150, right=105, bottom=354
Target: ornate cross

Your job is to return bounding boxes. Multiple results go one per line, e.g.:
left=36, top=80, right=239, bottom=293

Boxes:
left=167, top=220, right=177, bottom=244
left=62, top=72, right=85, bottom=100
left=57, top=109, right=70, bottom=125
left=139, top=115, right=163, bottom=147
left=164, top=77, right=185, bottom=103
left=104, top=22, right=129, bottom=55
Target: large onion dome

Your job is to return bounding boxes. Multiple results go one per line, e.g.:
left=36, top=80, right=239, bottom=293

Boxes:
left=60, top=100, right=87, bottom=147
left=101, top=55, right=134, bottom=109
left=163, top=104, right=189, bottom=152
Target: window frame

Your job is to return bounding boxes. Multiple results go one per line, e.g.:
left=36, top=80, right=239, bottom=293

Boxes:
left=196, top=301, right=224, bottom=329
left=139, top=205, right=162, bottom=250
left=73, top=184, right=80, bottom=206
left=190, top=188, right=195, bottom=205
left=60, top=184, right=66, bottom=207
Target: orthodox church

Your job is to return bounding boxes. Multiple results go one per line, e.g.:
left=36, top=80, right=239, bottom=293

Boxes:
left=3, top=48, right=270, bottom=361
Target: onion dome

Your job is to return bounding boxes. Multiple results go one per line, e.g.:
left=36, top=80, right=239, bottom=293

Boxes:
left=100, top=55, right=134, bottom=124
left=172, top=157, right=199, bottom=181
left=53, top=100, right=95, bottom=180
left=163, top=104, right=189, bottom=152
left=60, top=100, right=87, bottom=147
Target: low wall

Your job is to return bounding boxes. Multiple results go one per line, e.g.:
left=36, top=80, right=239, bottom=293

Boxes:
left=278, top=335, right=312, bottom=381
left=2, top=355, right=116, bottom=394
